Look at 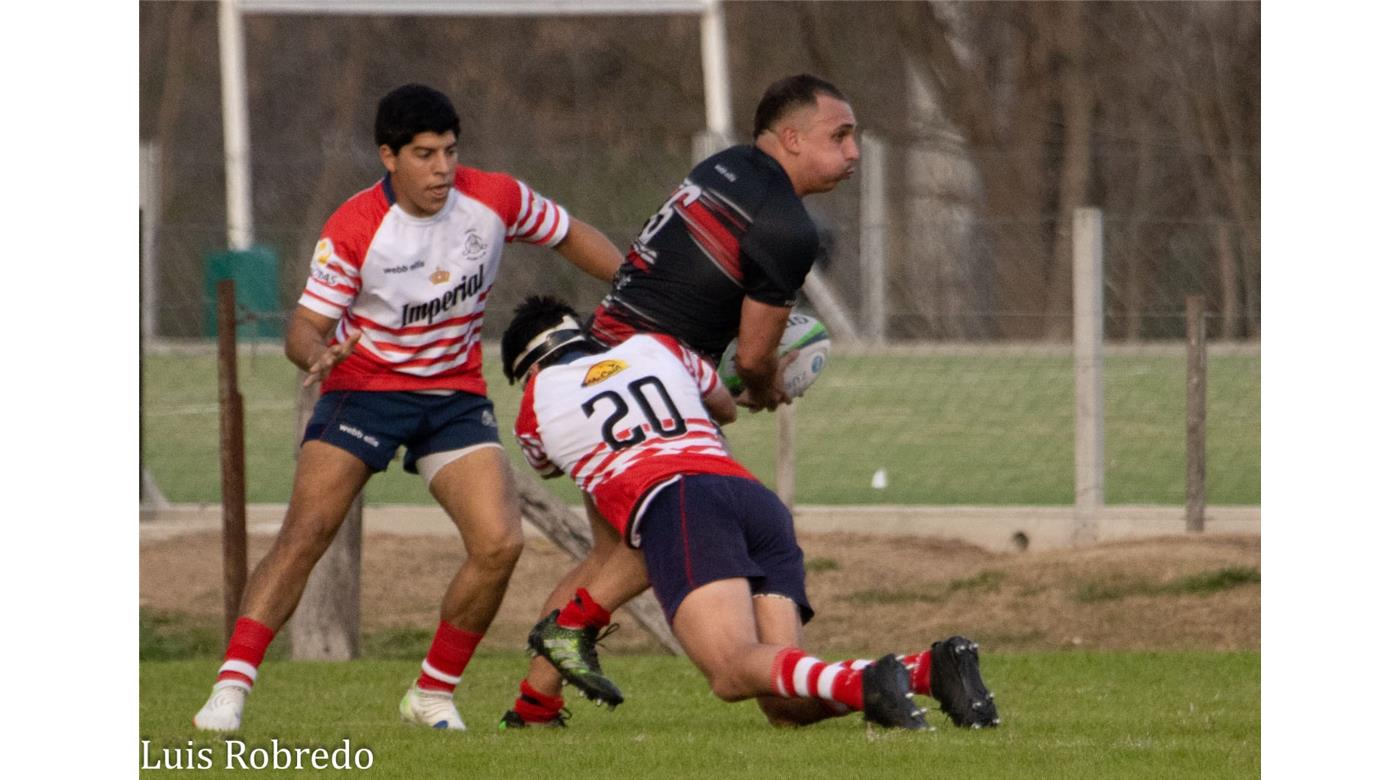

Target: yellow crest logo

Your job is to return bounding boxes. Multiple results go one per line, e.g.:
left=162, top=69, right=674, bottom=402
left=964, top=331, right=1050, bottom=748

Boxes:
left=583, top=359, right=628, bottom=386
left=313, top=238, right=333, bottom=266
left=430, top=267, right=451, bottom=285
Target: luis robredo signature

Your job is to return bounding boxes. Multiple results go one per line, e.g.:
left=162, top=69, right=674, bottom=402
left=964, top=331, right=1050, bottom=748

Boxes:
left=140, top=738, right=373, bottom=771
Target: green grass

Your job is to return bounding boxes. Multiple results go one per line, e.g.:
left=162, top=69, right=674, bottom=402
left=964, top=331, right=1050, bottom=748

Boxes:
left=845, top=569, right=1008, bottom=605
left=140, top=651, right=1259, bottom=778
left=804, top=556, right=841, bottom=573
left=140, top=347, right=1260, bottom=506
left=1075, top=566, right=1262, bottom=603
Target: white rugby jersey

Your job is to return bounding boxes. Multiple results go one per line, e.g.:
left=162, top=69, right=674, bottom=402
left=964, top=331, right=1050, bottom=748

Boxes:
left=298, top=165, right=570, bottom=395
left=515, top=334, right=755, bottom=544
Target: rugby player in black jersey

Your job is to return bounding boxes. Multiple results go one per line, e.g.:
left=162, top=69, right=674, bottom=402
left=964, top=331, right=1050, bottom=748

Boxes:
left=589, top=73, right=858, bottom=413
left=502, top=74, right=861, bottom=730
left=501, top=75, right=993, bottom=732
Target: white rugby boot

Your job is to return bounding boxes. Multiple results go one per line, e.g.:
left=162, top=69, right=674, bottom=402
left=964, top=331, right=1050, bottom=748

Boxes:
left=399, top=684, right=467, bottom=730
left=193, top=682, right=248, bottom=731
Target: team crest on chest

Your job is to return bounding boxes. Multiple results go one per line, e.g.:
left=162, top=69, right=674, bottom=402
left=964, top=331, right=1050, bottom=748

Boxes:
left=583, top=360, right=628, bottom=387
left=461, top=229, right=489, bottom=261
left=430, top=267, right=451, bottom=285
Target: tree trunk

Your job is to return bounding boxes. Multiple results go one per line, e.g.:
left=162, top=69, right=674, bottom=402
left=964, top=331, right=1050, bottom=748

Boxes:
left=1045, top=2, right=1094, bottom=341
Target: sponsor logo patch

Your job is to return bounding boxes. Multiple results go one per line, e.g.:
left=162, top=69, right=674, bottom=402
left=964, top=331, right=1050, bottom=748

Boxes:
left=583, top=359, right=628, bottom=387
left=401, top=265, right=486, bottom=327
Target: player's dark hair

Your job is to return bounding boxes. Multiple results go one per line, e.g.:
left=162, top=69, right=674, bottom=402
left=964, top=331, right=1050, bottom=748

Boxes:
left=752, top=74, right=848, bottom=140
left=374, top=83, right=461, bottom=154
left=501, top=295, right=598, bottom=384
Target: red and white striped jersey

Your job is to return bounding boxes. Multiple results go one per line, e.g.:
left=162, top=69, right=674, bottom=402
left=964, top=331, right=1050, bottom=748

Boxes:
left=298, top=165, right=570, bottom=395
left=516, top=334, right=755, bottom=543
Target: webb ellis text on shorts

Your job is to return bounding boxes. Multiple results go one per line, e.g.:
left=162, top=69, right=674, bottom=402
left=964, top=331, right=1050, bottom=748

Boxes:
left=139, top=739, right=374, bottom=771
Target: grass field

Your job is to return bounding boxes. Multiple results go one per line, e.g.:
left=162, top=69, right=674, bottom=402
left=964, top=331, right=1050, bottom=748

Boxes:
left=140, top=346, right=1260, bottom=506
left=140, top=650, right=1259, bottom=778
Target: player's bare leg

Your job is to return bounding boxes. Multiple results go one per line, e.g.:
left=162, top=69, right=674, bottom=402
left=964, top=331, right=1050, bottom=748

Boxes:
left=751, top=593, right=842, bottom=726
left=670, top=578, right=926, bottom=730
left=504, top=539, right=616, bottom=727
left=399, top=445, right=522, bottom=730
left=512, top=512, right=649, bottom=721
left=519, top=518, right=619, bottom=699
left=240, top=441, right=372, bottom=627
left=669, top=579, right=778, bottom=701
left=429, top=446, right=523, bottom=631
left=195, top=441, right=371, bottom=730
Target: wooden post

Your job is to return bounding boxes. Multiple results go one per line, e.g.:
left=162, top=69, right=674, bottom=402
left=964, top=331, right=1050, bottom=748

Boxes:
left=288, top=379, right=362, bottom=660
left=216, top=280, right=247, bottom=643
left=1072, top=208, right=1104, bottom=544
left=776, top=402, right=797, bottom=509
left=860, top=133, right=887, bottom=344
left=1186, top=295, right=1207, bottom=532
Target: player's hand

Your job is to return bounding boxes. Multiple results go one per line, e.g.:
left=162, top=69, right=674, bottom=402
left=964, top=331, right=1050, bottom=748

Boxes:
left=735, top=352, right=797, bottom=412
left=303, top=328, right=362, bottom=387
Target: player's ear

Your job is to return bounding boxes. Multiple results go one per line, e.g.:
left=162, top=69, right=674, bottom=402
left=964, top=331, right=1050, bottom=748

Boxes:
left=778, top=124, right=803, bottom=156
left=378, top=144, right=398, bottom=174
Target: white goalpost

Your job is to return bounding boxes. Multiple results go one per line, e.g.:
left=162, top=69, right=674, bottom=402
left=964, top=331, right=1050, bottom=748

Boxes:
left=219, top=0, right=731, bottom=252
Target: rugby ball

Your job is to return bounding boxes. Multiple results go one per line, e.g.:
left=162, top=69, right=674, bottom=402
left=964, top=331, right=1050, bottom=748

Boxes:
left=718, top=312, right=831, bottom=398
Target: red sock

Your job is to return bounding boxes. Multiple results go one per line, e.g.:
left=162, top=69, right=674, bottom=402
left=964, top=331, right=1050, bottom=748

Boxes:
left=511, top=679, right=566, bottom=724
left=835, top=651, right=931, bottom=696
left=215, top=617, right=275, bottom=692
left=416, top=621, right=483, bottom=693
left=556, top=588, right=611, bottom=630
left=904, top=650, right=931, bottom=696
left=770, top=647, right=864, bottom=711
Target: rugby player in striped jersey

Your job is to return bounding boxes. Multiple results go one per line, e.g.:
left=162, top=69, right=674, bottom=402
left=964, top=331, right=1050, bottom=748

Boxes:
left=193, top=83, right=623, bottom=733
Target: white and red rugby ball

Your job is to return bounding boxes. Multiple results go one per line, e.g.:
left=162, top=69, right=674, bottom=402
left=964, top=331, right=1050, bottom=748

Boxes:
left=718, top=312, right=831, bottom=398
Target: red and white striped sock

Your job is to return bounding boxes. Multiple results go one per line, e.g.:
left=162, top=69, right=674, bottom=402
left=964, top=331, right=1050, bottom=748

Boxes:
left=415, top=621, right=484, bottom=693
left=510, top=679, right=566, bottom=724
left=214, top=617, right=275, bottom=693
left=770, top=647, right=864, bottom=711
left=556, top=588, right=611, bottom=630
left=833, top=650, right=931, bottom=696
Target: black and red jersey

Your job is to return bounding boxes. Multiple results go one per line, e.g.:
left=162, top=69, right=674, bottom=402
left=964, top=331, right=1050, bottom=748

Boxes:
left=588, top=145, right=818, bottom=362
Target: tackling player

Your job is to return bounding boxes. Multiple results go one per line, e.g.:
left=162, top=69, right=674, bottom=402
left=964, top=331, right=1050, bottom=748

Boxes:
left=502, top=72, right=871, bottom=729
left=192, top=84, right=623, bottom=732
left=499, top=296, right=935, bottom=731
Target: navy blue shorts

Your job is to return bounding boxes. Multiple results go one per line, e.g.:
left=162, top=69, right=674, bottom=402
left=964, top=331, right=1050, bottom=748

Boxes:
left=638, top=474, right=813, bottom=626
left=302, top=390, right=500, bottom=473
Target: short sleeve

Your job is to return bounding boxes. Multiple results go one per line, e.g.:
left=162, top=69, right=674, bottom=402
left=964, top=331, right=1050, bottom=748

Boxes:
left=507, top=180, right=572, bottom=248
left=297, top=232, right=363, bottom=319
left=738, top=190, right=819, bottom=307
left=515, top=378, right=563, bottom=477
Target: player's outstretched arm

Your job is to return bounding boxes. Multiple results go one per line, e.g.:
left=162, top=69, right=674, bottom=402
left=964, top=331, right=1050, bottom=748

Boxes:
left=553, top=218, right=623, bottom=282
left=285, top=305, right=361, bottom=387
left=734, top=297, right=792, bottom=412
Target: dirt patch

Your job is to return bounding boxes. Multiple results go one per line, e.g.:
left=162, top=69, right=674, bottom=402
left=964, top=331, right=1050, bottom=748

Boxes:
left=140, top=530, right=1259, bottom=655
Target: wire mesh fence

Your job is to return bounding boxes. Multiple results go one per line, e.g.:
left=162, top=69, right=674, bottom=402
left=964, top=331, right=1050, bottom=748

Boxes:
left=140, top=155, right=1259, bottom=509
left=139, top=2, right=1258, bottom=511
